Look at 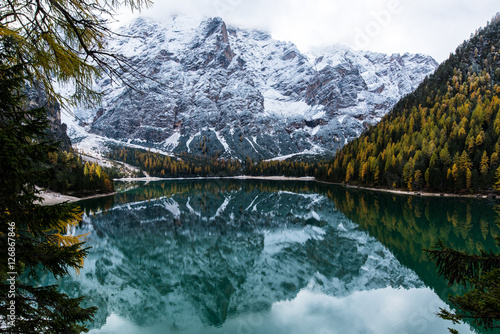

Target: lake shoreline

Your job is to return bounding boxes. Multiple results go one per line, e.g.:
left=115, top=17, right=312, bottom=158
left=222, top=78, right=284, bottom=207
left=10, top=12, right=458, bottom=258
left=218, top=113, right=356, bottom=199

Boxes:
left=39, top=175, right=315, bottom=205
left=40, top=175, right=496, bottom=205
left=315, top=180, right=496, bottom=199
left=113, top=175, right=316, bottom=182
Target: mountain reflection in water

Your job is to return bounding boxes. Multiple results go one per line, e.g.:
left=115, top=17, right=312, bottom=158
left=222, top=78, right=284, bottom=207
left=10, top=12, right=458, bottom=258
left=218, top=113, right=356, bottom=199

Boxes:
left=44, top=180, right=499, bottom=334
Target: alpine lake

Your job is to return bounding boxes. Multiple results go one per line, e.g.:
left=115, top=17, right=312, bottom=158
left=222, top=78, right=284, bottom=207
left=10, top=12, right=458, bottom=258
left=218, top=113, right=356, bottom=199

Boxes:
left=40, top=179, right=500, bottom=334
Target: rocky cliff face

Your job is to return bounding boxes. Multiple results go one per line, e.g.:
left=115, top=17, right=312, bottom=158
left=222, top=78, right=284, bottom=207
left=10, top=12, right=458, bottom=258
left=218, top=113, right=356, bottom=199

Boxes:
left=25, top=84, right=72, bottom=151
left=74, top=15, right=438, bottom=160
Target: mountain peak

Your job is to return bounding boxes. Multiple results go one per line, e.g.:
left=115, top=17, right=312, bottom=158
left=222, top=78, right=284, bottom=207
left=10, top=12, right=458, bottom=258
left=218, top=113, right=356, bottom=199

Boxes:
left=201, top=17, right=226, bottom=39
left=193, top=17, right=235, bottom=67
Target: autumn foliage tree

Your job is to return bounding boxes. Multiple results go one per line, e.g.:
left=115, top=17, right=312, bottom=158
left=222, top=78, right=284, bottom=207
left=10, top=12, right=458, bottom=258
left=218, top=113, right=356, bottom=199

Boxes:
left=0, top=0, right=151, bottom=107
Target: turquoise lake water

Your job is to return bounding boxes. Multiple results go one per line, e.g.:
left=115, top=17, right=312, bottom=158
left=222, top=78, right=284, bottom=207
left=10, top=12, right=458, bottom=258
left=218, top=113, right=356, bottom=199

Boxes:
left=45, top=179, right=500, bottom=333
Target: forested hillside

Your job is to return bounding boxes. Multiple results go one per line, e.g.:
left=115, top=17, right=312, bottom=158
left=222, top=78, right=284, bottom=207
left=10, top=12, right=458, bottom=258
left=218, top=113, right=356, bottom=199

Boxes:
left=44, top=150, right=115, bottom=196
left=106, top=146, right=326, bottom=178
left=318, top=14, right=500, bottom=193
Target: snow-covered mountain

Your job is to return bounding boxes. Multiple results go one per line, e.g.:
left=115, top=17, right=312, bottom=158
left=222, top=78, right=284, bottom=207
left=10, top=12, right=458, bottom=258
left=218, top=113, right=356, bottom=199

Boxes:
left=71, top=15, right=438, bottom=160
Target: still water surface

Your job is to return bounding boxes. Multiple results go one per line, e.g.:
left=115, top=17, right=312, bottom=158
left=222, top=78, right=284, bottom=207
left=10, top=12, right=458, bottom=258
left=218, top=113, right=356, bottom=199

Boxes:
left=47, top=180, right=500, bottom=333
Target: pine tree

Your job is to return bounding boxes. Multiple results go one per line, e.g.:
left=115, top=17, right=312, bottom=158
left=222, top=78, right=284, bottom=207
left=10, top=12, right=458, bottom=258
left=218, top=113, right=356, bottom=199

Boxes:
left=427, top=239, right=500, bottom=332
left=0, top=62, right=96, bottom=332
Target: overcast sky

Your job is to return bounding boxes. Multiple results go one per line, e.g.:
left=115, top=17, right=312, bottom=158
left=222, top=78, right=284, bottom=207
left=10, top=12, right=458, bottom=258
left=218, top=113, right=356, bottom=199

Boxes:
left=118, top=0, right=499, bottom=62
